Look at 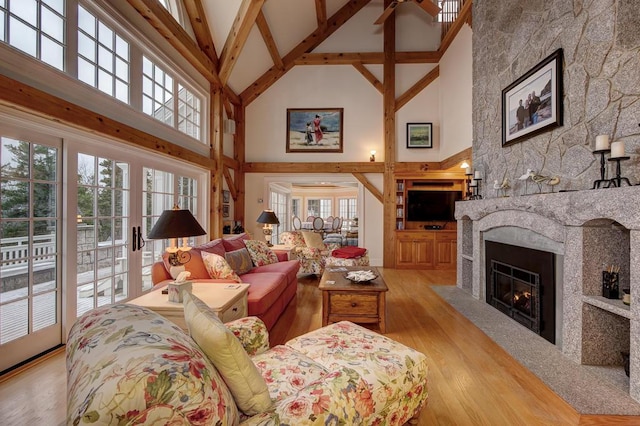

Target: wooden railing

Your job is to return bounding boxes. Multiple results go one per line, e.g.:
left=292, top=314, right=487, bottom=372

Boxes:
left=439, top=0, right=469, bottom=41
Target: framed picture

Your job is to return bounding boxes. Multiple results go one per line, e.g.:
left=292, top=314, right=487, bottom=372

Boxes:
left=406, top=123, right=433, bottom=148
left=502, top=48, right=563, bottom=147
left=222, top=204, right=229, bottom=218
left=222, top=190, right=230, bottom=204
left=286, top=108, right=344, bottom=153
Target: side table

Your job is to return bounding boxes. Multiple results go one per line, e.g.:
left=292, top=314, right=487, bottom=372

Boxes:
left=271, top=244, right=293, bottom=260
left=129, top=282, right=249, bottom=331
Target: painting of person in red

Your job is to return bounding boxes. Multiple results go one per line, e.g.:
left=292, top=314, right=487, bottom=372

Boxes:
left=313, top=114, right=323, bottom=143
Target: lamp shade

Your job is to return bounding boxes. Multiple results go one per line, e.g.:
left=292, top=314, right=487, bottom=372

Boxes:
left=256, top=210, right=280, bottom=225
left=147, top=209, right=207, bottom=239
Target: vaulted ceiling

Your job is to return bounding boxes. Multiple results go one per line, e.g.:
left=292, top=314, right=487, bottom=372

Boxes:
left=126, top=0, right=454, bottom=106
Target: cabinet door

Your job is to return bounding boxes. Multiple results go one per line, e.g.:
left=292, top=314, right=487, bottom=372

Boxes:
left=435, top=234, right=457, bottom=269
left=415, top=239, right=435, bottom=267
left=396, top=238, right=416, bottom=267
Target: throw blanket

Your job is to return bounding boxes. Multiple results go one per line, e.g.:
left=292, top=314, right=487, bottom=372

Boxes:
left=331, top=246, right=367, bottom=259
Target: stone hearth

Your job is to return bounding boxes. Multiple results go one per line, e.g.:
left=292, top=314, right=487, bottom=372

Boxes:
left=455, top=186, right=640, bottom=402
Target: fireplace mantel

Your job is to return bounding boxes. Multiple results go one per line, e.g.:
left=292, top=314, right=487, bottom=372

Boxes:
left=455, top=186, right=640, bottom=403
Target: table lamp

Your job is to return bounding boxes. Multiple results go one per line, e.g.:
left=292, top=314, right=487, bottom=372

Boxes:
left=147, top=206, right=206, bottom=278
left=256, top=210, right=279, bottom=246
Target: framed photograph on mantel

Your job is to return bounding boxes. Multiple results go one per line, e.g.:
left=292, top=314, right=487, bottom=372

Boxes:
left=502, top=48, right=563, bottom=147
left=406, top=123, right=433, bottom=148
left=286, top=108, right=343, bottom=153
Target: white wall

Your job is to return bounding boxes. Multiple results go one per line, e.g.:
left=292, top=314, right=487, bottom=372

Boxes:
left=439, top=24, right=473, bottom=160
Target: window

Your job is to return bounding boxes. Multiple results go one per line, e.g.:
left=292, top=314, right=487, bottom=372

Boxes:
left=0, top=0, right=66, bottom=70
left=291, top=198, right=301, bottom=218
left=77, top=5, right=129, bottom=103
left=307, top=199, right=331, bottom=219
left=142, top=56, right=174, bottom=126
left=270, top=190, right=287, bottom=241
left=178, top=84, right=201, bottom=140
left=338, top=197, right=357, bottom=220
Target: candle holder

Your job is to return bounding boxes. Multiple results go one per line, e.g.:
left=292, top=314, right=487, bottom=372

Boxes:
left=606, top=156, right=631, bottom=188
left=602, top=271, right=619, bottom=299
left=469, top=178, right=483, bottom=200
left=592, top=149, right=610, bottom=189
left=464, top=172, right=473, bottom=200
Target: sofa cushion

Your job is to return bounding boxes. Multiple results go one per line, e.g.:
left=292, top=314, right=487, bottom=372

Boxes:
left=248, top=259, right=300, bottom=284
left=280, top=230, right=306, bottom=247
left=225, top=247, right=254, bottom=275
left=182, top=292, right=273, bottom=416
left=162, top=249, right=209, bottom=280
left=198, top=238, right=227, bottom=257
left=222, top=233, right=250, bottom=252
left=244, top=240, right=279, bottom=267
left=252, top=345, right=329, bottom=402
left=239, top=272, right=287, bottom=316
left=66, top=304, right=239, bottom=425
left=301, top=230, right=325, bottom=250
left=202, top=252, right=241, bottom=282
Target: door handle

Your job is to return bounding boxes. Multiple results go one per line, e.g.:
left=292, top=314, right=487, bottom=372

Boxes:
left=132, top=226, right=137, bottom=252
left=137, top=226, right=145, bottom=250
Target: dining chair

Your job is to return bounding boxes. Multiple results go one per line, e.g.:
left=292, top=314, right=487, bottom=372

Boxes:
left=292, top=215, right=302, bottom=230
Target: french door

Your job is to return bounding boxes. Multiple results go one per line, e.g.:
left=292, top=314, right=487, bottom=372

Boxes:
left=0, top=113, right=208, bottom=372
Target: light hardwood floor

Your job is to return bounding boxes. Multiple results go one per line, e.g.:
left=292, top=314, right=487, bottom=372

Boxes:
left=1, top=269, right=638, bottom=425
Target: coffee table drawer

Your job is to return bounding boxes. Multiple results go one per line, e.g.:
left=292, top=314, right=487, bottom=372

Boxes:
left=329, top=292, right=378, bottom=316
left=220, top=295, right=247, bottom=323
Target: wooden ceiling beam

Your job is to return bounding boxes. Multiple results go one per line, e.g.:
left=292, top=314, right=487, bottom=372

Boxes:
left=0, top=73, right=212, bottom=168
left=182, top=0, right=219, bottom=67
left=396, top=51, right=441, bottom=63
left=241, top=0, right=373, bottom=105
left=353, top=172, right=383, bottom=203
left=352, top=62, right=383, bottom=93
left=395, top=65, right=439, bottom=112
left=439, top=147, right=473, bottom=170
left=291, top=51, right=440, bottom=65
left=126, top=0, right=221, bottom=87
left=242, top=162, right=384, bottom=174
left=256, top=10, right=284, bottom=71
left=219, top=0, right=265, bottom=85
left=315, top=0, right=327, bottom=30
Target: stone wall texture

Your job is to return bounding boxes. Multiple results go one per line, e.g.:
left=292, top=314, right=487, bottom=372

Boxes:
left=472, top=0, right=640, bottom=195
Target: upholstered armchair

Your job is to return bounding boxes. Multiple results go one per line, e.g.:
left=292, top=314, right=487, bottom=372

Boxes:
left=279, top=230, right=341, bottom=275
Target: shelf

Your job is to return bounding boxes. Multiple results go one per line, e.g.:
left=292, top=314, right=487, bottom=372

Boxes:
left=583, top=295, right=631, bottom=319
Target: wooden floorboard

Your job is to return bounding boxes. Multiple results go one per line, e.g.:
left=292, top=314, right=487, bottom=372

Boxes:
left=2, top=268, right=640, bottom=425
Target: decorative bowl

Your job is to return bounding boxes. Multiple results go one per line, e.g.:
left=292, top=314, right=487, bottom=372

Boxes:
left=344, top=270, right=378, bottom=283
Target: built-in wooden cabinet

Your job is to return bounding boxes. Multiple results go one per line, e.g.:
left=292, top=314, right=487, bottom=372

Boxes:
left=395, top=230, right=457, bottom=270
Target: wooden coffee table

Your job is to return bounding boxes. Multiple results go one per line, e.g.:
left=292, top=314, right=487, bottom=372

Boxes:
left=319, top=266, right=388, bottom=333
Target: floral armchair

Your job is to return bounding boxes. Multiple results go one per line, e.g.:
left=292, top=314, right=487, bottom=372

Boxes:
left=279, top=230, right=341, bottom=275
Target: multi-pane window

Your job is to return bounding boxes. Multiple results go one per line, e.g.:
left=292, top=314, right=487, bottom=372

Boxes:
left=178, top=84, right=201, bottom=140
left=338, top=197, right=357, bottom=220
left=77, top=5, right=129, bottom=103
left=270, top=190, right=287, bottom=240
left=142, top=56, right=174, bottom=127
left=291, top=198, right=301, bottom=218
left=307, top=199, right=331, bottom=218
left=0, top=0, right=66, bottom=71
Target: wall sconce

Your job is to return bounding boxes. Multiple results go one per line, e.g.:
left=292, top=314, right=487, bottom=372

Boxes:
left=256, top=209, right=280, bottom=246
left=147, top=205, right=207, bottom=278
left=370, top=150, right=376, bottom=162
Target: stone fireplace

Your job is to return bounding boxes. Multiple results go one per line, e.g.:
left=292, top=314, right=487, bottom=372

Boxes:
left=455, top=186, right=639, bottom=402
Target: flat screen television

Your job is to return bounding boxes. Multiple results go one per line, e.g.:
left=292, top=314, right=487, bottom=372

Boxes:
left=406, top=190, right=462, bottom=222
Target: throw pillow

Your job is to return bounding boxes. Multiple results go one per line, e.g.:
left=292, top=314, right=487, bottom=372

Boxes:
left=202, top=252, right=242, bottom=282
left=222, top=233, right=250, bottom=252
left=301, top=230, right=326, bottom=250
left=198, top=238, right=227, bottom=257
left=182, top=292, right=273, bottom=415
left=224, top=247, right=254, bottom=275
left=244, top=240, right=278, bottom=267
left=161, top=249, right=209, bottom=279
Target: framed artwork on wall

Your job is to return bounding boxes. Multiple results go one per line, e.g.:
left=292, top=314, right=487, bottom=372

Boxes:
left=286, top=108, right=344, bottom=153
left=502, top=48, right=563, bottom=147
left=406, top=123, right=433, bottom=148
left=222, top=190, right=230, bottom=204
left=222, top=204, right=229, bottom=218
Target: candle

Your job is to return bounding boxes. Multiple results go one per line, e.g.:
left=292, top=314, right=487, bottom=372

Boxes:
left=611, top=141, right=625, bottom=158
left=465, top=167, right=472, bottom=175
left=595, top=135, right=610, bottom=151
left=474, top=170, right=481, bottom=179
left=469, top=179, right=477, bottom=187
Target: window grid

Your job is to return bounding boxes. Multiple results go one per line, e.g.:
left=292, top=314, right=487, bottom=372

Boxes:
left=0, top=0, right=66, bottom=71
left=307, top=198, right=332, bottom=219
left=77, top=5, right=129, bottom=103
left=338, top=197, right=357, bottom=220
left=142, top=56, right=174, bottom=127
left=270, top=191, right=287, bottom=240
left=178, top=84, right=201, bottom=140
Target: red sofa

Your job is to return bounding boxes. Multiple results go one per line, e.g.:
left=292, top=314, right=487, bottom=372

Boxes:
left=151, top=233, right=300, bottom=330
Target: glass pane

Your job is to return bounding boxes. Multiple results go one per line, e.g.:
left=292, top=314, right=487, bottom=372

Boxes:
left=113, top=217, right=124, bottom=241
left=98, top=45, right=112, bottom=71
left=0, top=220, right=28, bottom=242
left=142, top=56, right=152, bottom=76
left=98, top=68, right=112, bottom=95
left=114, top=161, right=128, bottom=189
left=77, top=57, right=95, bottom=86
left=115, top=35, right=128, bottom=58
left=32, top=144, right=57, bottom=181
left=142, top=75, right=152, bottom=96
left=96, top=247, right=113, bottom=277
left=97, top=21, right=113, bottom=50
left=97, top=218, right=113, bottom=243
left=33, top=255, right=56, bottom=292
left=1, top=138, right=30, bottom=178
left=97, top=189, right=112, bottom=216
left=33, top=182, right=56, bottom=217
left=142, top=95, right=152, bottom=115
left=77, top=187, right=95, bottom=218
left=77, top=250, right=95, bottom=284
left=41, top=37, right=63, bottom=70
left=1, top=299, right=28, bottom=344
left=77, top=284, right=93, bottom=317
left=114, top=273, right=127, bottom=301
left=42, top=0, right=64, bottom=15
left=97, top=279, right=112, bottom=307
left=113, top=190, right=125, bottom=217
left=11, top=0, right=37, bottom=25
left=10, top=16, right=37, bottom=57
left=33, top=220, right=56, bottom=251
left=115, top=80, right=128, bottom=103
left=33, top=292, right=56, bottom=331
left=78, top=32, right=95, bottom=61
left=41, top=6, right=63, bottom=41
left=0, top=11, right=5, bottom=42
left=77, top=6, right=95, bottom=37
left=1, top=180, right=29, bottom=218
left=115, top=57, right=127, bottom=81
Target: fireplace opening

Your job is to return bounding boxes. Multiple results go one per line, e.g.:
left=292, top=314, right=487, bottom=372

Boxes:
left=486, top=241, right=555, bottom=344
